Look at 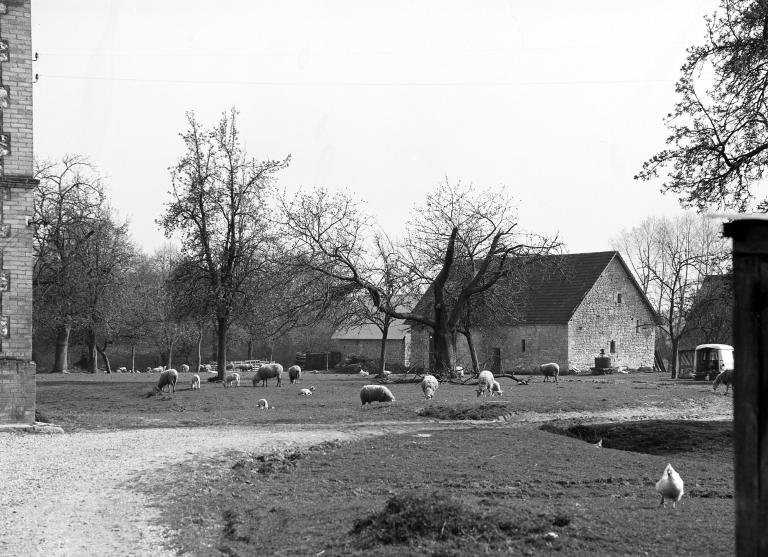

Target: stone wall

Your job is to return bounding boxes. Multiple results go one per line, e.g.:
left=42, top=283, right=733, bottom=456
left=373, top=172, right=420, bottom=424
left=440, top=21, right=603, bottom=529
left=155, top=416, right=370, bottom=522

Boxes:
left=568, top=257, right=656, bottom=370
left=0, top=0, right=36, bottom=425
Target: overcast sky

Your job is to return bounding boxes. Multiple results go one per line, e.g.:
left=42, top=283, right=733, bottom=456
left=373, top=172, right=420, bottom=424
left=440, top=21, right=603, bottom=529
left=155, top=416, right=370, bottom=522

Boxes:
left=31, top=0, right=720, bottom=254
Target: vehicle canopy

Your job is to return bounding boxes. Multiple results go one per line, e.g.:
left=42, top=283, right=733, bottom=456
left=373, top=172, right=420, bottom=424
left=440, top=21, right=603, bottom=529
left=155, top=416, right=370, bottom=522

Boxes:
left=693, top=344, right=734, bottom=379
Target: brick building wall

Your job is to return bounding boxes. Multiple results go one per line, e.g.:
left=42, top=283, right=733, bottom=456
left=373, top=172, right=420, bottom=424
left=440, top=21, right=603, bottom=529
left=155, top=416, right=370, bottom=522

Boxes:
left=568, top=257, right=655, bottom=370
left=0, top=0, right=36, bottom=425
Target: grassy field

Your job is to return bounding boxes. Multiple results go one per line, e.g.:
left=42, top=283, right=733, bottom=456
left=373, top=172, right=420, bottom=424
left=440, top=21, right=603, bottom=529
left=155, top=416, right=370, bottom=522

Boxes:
left=36, top=371, right=735, bottom=556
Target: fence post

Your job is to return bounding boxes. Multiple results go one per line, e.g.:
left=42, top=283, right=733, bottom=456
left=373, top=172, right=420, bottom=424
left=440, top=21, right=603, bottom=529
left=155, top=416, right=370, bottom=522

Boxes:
left=723, top=218, right=768, bottom=557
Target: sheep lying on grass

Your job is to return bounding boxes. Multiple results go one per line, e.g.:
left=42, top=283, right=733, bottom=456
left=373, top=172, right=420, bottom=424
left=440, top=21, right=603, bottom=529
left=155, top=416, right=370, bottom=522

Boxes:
left=298, top=386, right=316, bottom=396
left=224, top=372, right=240, bottom=388
left=252, top=363, right=284, bottom=387
left=360, top=385, right=396, bottom=406
left=713, top=369, right=734, bottom=395
left=539, top=362, right=560, bottom=383
left=491, top=380, right=503, bottom=397
left=476, top=370, right=494, bottom=397
left=421, top=375, right=439, bottom=399
left=358, top=370, right=370, bottom=377
left=154, top=368, right=178, bottom=393
left=191, top=374, right=201, bottom=390
left=257, top=398, right=269, bottom=410
left=180, top=364, right=190, bottom=373
left=288, top=365, right=302, bottom=384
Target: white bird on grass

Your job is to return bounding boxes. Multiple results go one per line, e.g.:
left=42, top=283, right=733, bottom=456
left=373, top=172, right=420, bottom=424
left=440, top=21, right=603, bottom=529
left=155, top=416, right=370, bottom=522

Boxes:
left=655, top=463, right=684, bottom=508
left=594, top=439, right=602, bottom=448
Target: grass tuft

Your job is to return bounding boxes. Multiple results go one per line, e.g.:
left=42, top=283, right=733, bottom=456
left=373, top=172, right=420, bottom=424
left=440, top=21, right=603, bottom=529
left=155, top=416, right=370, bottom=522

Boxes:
left=418, top=402, right=513, bottom=420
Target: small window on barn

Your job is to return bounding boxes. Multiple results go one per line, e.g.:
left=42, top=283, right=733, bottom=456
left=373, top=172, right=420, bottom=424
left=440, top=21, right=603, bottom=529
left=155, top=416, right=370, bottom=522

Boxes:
left=521, top=339, right=526, bottom=352
left=610, top=340, right=616, bottom=353
left=617, top=293, right=623, bottom=304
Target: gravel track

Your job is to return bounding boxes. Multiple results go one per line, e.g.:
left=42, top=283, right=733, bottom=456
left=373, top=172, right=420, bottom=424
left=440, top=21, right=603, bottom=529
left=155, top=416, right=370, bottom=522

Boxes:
left=0, top=403, right=732, bottom=557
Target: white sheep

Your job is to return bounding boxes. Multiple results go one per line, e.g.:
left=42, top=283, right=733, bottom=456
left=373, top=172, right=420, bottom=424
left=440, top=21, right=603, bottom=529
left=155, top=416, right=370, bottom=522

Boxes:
left=151, top=365, right=165, bottom=374
left=224, top=372, right=240, bottom=388
left=201, top=364, right=214, bottom=373
left=191, top=374, right=201, bottom=390
left=360, top=384, right=396, bottom=406
left=154, top=368, right=178, bottom=393
left=298, top=386, right=316, bottom=396
left=476, top=370, right=494, bottom=397
left=358, top=370, right=370, bottom=377
left=180, top=363, right=190, bottom=374
left=380, top=370, right=392, bottom=379
left=491, top=380, right=503, bottom=397
left=117, top=366, right=127, bottom=373
left=420, top=374, right=439, bottom=399
left=713, top=369, right=734, bottom=395
left=257, top=398, right=269, bottom=410
left=252, top=363, right=284, bottom=387
left=539, top=362, right=560, bottom=383
left=288, top=365, right=302, bottom=384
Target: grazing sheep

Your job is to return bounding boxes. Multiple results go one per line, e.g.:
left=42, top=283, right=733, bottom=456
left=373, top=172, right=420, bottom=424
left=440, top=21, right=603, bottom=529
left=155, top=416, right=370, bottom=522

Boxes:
left=539, top=363, right=560, bottom=383
left=224, top=372, right=240, bottom=388
left=288, top=365, right=302, bottom=384
left=191, top=374, right=201, bottom=390
left=252, top=363, right=284, bottom=387
left=491, top=380, right=503, bottom=397
left=298, top=386, right=316, bottom=396
left=154, top=368, right=178, bottom=393
left=151, top=365, right=165, bottom=374
left=180, top=364, right=190, bottom=374
left=360, top=384, right=396, bottom=406
left=713, top=369, right=734, bottom=395
left=476, top=370, right=494, bottom=397
left=420, top=374, right=439, bottom=399
left=257, top=398, right=269, bottom=410
left=358, top=370, right=370, bottom=376
left=655, top=463, right=684, bottom=508
left=117, top=366, right=127, bottom=373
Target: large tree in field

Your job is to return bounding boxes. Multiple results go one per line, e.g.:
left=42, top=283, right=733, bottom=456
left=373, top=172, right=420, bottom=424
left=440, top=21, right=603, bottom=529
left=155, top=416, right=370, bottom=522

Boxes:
left=160, top=109, right=289, bottom=380
left=612, top=213, right=731, bottom=378
left=637, top=0, right=768, bottom=211
left=283, top=181, right=559, bottom=376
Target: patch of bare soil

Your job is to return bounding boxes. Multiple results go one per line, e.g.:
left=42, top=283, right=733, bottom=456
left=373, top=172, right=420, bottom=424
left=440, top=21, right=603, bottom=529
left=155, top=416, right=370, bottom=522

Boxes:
left=0, top=398, right=732, bottom=557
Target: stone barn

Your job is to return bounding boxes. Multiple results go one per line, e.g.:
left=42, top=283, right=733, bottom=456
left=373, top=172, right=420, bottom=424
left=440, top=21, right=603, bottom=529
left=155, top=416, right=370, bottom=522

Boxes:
left=409, top=251, right=657, bottom=374
left=331, top=320, right=411, bottom=369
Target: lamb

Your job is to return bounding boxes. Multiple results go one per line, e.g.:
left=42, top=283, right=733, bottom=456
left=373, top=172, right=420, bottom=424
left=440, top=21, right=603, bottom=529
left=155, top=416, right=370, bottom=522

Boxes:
left=476, top=370, right=494, bottom=397
left=491, top=380, right=503, bottom=397
left=713, top=369, right=734, bottom=395
left=655, top=463, right=684, bottom=508
left=539, top=362, right=560, bottom=383
left=360, top=384, right=396, bottom=406
left=288, top=365, right=302, bottom=384
left=298, top=386, right=316, bottom=396
left=358, top=370, right=370, bottom=377
left=224, top=372, right=240, bottom=388
left=420, top=374, right=439, bottom=399
left=190, top=374, right=201, bottom=390
left=252, top=363, right=284, bottom=387
left=180, top=364, right=190, bottom=374
left=117, top=366, right=127, bottom=373
left=154, top=368, right=178, bottom=393
left=257, top=398, right=269, bottom=410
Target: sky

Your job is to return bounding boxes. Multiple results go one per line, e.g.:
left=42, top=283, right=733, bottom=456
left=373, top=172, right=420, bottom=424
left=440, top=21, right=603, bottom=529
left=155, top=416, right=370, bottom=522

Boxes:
left=30, top=0, right=721, bottom=255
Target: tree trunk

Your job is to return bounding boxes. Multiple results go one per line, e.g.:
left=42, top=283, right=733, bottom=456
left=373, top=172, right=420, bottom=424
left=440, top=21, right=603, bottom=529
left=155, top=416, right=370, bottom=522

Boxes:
left=464, top=330, right=480, bottom=375
left=247, top=339, right=254, bottom=360
left=432, top=327, right=456, bottom=377
left=52, top=321, right=71, bottom=373
left=130, top=344, right=136, bottom=373
left=96, top=344, right=112, bottom=374
left=670, top=337, right=679, bottom=379
left=166, top=345, right=173, bottom=370
left=196, top=322, right=203, bottom=373
left=378, top=325, right=389, bottom=374
left=216, top=316, right=228, bottom=380
left=86, top=327, right=98, bottom=373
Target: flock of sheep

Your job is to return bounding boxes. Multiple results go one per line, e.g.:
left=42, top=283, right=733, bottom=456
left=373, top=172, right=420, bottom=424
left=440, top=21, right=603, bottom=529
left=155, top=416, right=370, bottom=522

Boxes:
left=148, top=360, right=565, bottom=409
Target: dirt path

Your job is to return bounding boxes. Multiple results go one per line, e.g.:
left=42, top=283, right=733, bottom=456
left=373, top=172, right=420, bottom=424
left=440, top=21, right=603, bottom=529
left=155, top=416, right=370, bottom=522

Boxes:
left=0, top=403, right=732, bottom=557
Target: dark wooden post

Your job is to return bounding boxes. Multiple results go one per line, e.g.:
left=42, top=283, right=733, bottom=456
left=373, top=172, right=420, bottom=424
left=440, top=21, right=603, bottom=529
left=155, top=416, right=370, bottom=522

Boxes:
left=723, top=219, right=768, bottom=557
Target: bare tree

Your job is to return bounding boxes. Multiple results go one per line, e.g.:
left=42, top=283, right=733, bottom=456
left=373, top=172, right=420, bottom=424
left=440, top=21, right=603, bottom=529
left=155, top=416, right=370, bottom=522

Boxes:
left=612, top=213, right=730, bottom=377
left=283, top=181, right=559, bottom=376
left=160, top=109, right=289, bottom=380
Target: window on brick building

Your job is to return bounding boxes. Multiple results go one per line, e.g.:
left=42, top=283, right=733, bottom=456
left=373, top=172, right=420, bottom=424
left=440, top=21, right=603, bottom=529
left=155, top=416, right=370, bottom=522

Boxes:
left=521, top=339, right=526, bottom=352
left=610, top=340, right=616, bottom=353
left=617, top=293, right=622, bottom=303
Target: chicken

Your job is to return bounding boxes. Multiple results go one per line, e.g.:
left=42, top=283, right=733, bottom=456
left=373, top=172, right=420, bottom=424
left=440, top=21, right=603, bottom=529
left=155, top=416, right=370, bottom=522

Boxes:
left=655, top=463, right=684, bottom=508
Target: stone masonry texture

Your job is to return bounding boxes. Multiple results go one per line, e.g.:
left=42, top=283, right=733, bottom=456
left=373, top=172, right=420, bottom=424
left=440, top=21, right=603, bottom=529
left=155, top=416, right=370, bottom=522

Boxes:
left=0, top=0, right=36, bottom=425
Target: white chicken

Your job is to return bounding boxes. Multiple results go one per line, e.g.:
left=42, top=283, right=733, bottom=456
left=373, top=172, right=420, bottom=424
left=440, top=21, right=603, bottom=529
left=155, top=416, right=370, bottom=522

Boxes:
left=655, top=463, right=684, bottom=508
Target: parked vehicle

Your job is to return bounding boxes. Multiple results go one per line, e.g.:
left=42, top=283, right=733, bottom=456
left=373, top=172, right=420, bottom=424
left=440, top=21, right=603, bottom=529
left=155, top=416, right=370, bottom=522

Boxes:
left=693, top=344, right=734, bottom=381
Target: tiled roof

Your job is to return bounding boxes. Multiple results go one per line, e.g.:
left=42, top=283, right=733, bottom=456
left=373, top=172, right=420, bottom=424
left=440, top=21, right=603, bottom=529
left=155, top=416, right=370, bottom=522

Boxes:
left=411, top=251, right=649, bottom=325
